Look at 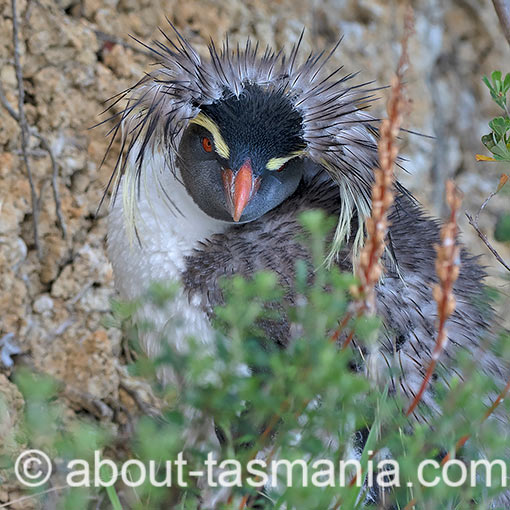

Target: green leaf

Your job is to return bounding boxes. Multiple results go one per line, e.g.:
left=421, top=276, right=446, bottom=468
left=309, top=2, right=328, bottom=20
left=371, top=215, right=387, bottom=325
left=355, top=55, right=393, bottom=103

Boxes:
left=110, top=297, right=139, bottom=320
left=147, top=281, right=179, bottom=307
left=299, top=209, right=336, bottom=237
left=353, top=315, right=381, bottom=343
left=488, top=117, right=510, bottom=141
left=504, top=73, right=510, bottom=94
left=482, top=132, right=496, bottom=152
left=491, top=70, right=502, bottom=84
left=482, top=75, right=494, bottom=93
left=14, top=369, right=58, bottom=400
left=484, top=71, right=509, bottom=110
left=495, top=214, right=510, bottom=243
left=105, top=483, right=123, bottom=510
left=253, top=270, right=279, bottom=295
left=490, top=139, right=510, bottom=161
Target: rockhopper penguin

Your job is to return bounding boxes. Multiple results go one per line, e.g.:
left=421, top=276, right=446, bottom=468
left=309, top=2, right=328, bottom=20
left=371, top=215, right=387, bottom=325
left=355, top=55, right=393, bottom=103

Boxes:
left=103, top=28, right=510, bottom=507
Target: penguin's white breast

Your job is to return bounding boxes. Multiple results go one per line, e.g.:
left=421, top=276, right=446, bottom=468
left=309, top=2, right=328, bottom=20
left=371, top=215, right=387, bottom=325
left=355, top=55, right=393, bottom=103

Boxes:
left=106, top=148, right=229, bottom=357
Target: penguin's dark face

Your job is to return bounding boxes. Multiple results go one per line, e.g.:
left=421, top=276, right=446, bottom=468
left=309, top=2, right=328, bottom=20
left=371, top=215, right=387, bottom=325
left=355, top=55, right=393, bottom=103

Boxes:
left=178, top=85, right=306, bottom=223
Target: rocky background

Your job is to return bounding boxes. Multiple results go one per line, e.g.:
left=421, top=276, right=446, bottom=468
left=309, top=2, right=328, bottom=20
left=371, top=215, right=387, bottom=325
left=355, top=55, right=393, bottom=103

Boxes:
left=0, top=0, right=509, bottom=506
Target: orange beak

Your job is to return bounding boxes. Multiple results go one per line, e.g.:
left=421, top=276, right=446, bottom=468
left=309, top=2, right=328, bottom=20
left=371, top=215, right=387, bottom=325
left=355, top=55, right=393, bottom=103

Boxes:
left=222, top=160, right=260, bottom=222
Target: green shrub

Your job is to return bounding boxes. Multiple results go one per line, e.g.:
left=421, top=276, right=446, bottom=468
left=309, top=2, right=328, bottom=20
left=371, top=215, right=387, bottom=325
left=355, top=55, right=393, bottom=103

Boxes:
left=3, top=211, right=510, bottom=509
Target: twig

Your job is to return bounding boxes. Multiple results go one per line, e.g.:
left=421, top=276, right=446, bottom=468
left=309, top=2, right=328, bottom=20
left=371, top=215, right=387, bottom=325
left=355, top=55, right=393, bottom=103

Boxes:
left=0, top=81, right=67, bottom=240
left=0, top=82, right=19, bottom=118
left=474, top=185, right=500, bottom=226
left=406, top=181, right=462, bottom=417
left=38, top=134, right=67, bottom=239
left=492, top=0, right=510, bottom=47
left=466, top=175, right=509, bottom=271
left=466, top=174, right=509, bottom=272
left=357, top=61, right=406, bottom=306
left=466, top=213, right=510, bottom=272
left=11, top=0, right=42, bottom=258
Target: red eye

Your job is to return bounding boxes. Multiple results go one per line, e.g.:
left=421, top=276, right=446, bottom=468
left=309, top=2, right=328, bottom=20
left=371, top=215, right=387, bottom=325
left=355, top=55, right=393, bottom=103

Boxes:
left=202, top=137, right=213, bottom=152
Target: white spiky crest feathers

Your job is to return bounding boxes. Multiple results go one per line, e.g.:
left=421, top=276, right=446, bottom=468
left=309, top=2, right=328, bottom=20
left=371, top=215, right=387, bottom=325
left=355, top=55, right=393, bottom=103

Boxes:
left=101, top=25, right=383, bottom=260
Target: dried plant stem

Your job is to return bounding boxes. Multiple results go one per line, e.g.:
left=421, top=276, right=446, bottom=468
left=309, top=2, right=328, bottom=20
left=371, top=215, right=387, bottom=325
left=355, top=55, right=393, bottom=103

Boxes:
left=332, top=10, right=414, bottom=510
left=492, top=0, right=510, bottom=47
left=356, top=78, right=402, bottom=309
left=438, top=377, right=510, bottom=467
left=346, top=95, right=399, bottom=319
left=406, top=180, right=462, bottom=417
left=333, top=9, right=413, bottom=351
left=359, top=9, right=413, bottom=303
left=474, top=179, right=503, bottom=225
left=11, top=0, right=42, bottom=259
left=329, top=309, right=353, bottom=344
left=484, top=378, right=510, bottom=420
left=404, top=345, right=510, bottom=510
left=238, top=495, right=249, bottom=510
left=403, top=497, right=416, bottom=510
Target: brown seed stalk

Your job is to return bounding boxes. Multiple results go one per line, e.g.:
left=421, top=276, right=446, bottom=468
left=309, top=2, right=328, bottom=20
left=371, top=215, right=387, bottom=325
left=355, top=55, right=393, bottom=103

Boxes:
left=406, top=180, right=462, bottom=417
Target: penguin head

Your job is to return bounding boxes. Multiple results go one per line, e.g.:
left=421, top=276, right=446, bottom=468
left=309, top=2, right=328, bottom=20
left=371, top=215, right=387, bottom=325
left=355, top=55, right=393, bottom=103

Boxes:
left=178, top=84, right=307, bottom=223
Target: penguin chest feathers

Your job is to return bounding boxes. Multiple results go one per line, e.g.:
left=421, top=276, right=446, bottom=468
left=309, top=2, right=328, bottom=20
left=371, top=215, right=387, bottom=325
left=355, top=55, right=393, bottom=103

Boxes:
left=106, top=150, right=228, bottom=356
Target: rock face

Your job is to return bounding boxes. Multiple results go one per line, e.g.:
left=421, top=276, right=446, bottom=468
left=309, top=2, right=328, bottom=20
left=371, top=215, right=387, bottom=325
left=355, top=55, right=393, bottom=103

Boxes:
left=0, top=0, right=509, bottom=504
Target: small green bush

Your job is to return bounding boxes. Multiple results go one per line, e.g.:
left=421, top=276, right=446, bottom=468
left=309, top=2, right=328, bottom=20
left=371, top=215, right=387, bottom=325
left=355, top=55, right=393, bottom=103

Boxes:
left=2, top=211, right=510, bottom=509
